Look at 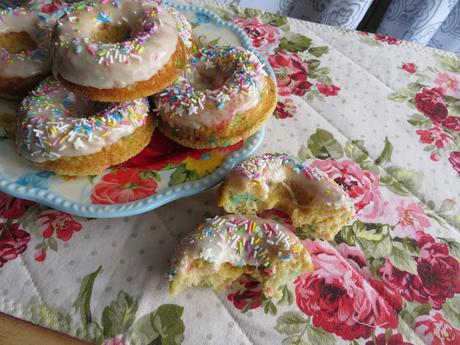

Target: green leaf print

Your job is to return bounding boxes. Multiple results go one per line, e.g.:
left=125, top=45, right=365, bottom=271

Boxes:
left=127, top=313, right=160, bottom=345
left=306, top=326, right=335, bottom=345
left=260, top=12, right=288, bottom=27
left=345, top=140, right=369, bottom=164
left=279, top=34, right=312, bottom=53
left=275, top=311, right=307, bottom=335
left=389, top=242, right=418, bottom=275
left=102, top=291, right=139, bottom=338
left=438, top=54, right=460, bottom=74
left=73, top=266, right=102, bottom=327
left=383, top=166, right=423, bottom=196
left=443, top=296, right=460, bottom=329
left=407, top=113, right=432, bottom=129
left=308, top=46, right=329, bottom=58
left=388, top=92, right=408, bottom=103
left=47, top=237, right=58, bottom=252
left=281, top=335, right=308, bottom=345
left=277, top=285, right=294, bottom=306
left=151, top=304, right=185, bottom=345
left=375, top=137, right=393, bottom=165
left=397, top=317, right=425, bottom=345
left=307, top=129, right=343, bottom=159
left=263, top=298, right=278, bottom=315
left=24, top=296, right=74, bottom=335
left=140, top=170, right=161, bottom=182
left=18, top=204, right=48, bottom=229
left=168, top=164, right=198, bottom=187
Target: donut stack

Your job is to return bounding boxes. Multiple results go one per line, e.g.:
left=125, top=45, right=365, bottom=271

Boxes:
left=0, top=0, right=276, bottom=176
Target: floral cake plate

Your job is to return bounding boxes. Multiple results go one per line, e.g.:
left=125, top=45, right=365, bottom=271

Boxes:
left=0, top=4, right=274, bottom=218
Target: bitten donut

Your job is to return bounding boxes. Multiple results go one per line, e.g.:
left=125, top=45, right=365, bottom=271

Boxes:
left=16, top=77, right=153, bottom=176
left=169, top=214, right=312, bottom=299
left=0, top=7, right=52, bottom=99
left=156, top=46, right=277, bottom=149
left=218, top=154, right=355, bottom=240
left=52, top=0, right=189, bottom=102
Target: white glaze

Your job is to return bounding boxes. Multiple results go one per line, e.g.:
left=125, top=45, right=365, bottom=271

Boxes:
left=17, top=77, right=150, bottom=162
left=232, top=153, right=354, bottom=210
left=52, top=1, right=179, bottom=89
left=170, top=214, right=302, bottom=275
left=0, top=8, right=52, bottom=79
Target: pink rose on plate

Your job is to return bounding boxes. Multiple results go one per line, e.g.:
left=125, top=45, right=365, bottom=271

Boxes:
left=295, top=240, right=398, bottom=341
left=232, top=18, right=282, bottom=52
left=449, top=151, right=460, bottom=175
left=434, top=72, right=460, bottom=98
left=416, top=126, right=454, bottom=149
left=316, top=83, right=341, bottom=96
left=415, top=87, right=448, bottom=124
left=268, top=50, right=312, bottom=96
left=274, top=98, right=297, bottom=119
left=310, top=159, right=382, bottom=220
left=379, top=234, right=460, bottom=309
left=37, top=210, right=82, bottom=241
left=415, top=313, right=460, bottom=345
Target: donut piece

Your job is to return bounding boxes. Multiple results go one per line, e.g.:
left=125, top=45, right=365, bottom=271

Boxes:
left=52, top=1, right=189, bottom=102
left=0, top=7, right=52, bottom=99
left=16, top=77, right=153, bottom=176
left=169, top=214, right=312, bottom=299
left=218, top=154, right=355, bottom=240
left=156, top=46, right=277, bottom=149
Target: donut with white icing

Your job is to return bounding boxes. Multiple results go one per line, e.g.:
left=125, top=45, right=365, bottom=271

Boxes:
left=155, top=45, right=277, bottom=149
left=16, top=77, right=153, bottom=176
left=169, top=214, right=312, bottom=299
left=218, top=153, right=355, bottom=240
left=52, top=0, right=189, bottom=102
left=0, top=7, right=53, bottom=99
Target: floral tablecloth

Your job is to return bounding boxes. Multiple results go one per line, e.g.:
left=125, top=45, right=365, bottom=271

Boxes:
left=1, top=1, right=460, bottom=344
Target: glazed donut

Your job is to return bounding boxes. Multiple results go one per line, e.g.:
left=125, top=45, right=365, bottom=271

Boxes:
left=52, top=0, right=189, bottom=102
left=156, top=45, right=277, bottom=149
left=0, top=7, right=52, bottom=99
left=218, top=154, right=355, bottom=240
left=16, top=77, right=153, bottom=176
left=169, top=214, right=312, bottom=299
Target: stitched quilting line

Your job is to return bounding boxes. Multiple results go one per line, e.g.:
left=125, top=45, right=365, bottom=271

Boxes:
left=212, top=291, right=257, bottom=345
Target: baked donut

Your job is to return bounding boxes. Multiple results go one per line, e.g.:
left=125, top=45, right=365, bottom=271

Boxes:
left=169, top=214, right=312, bottom=299
left=156, top=45, right=277, bottom=149
left=16, top=77, right=153, bottom=176
left=218, top=154, right=355, bottom=240
left=0, top=7, right=52, bottom=99
left=52, top=0, right=189, bottom=102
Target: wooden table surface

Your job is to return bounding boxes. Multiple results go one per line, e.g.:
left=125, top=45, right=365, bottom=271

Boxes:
left=0, top=313, right=90, bottom=345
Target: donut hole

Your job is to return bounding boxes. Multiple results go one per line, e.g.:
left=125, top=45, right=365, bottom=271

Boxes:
left=192, top=63, right=234, bottom=91
left=91, top=23, right=132, bottom=44
left=0, top=31, right=37, bottom=53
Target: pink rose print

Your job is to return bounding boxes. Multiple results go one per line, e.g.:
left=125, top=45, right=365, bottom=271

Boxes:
left=382, top=198, right=431, bottom=238
left=375, top=33, right=402, bottom=45
left=103, top=336, right=125, bottom=345
left=295, top=240, right=398, bottom=341
left=0, top=223, right=31, bottom=267
left=37, top=210, right=82, bottom=241
left=0, top=191, right=35, bottom=220
left=365, top=333, right=411, bottom=345
left=227, top=276, right=263, bottom=311
left=34, top=248, right=46, bottom=262
left=379, top=233, right=460, bottom=309
left=316, top=83, right=341, bottom=96
left=443, top=115, right=460, bottom=132
left=434, top=72, right=460, bottom=98
left=274, top=98, right=297, bottom=119
left=415, top=87, right=448, bottom=124
left=268, top=50, right=311, bottom=96
left=310, top=159, right=382, bottom=220
left=448, top=151, right=460, bottom=175
left=402, top=63, right=416, bottom=74
left=232, top=18, right=282, bottom=52
left=91, top=169, right=158, bottom=204
left=416, top=127, right=454, bottom=149
left=415, top=313, right=460, bottom=345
